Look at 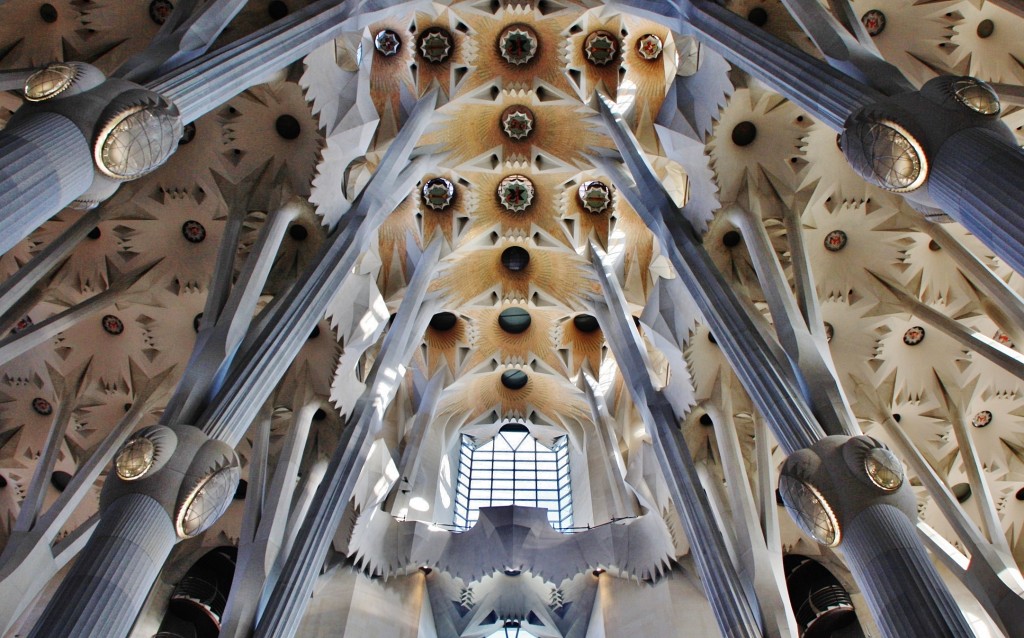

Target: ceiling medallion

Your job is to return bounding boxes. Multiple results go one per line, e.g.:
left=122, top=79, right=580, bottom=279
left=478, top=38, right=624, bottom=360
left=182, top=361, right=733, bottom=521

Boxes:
left=32, top=397, right=53, bottom=416
left=39, top=3, right=58, bottom=22
left=24, top=63, right=77, bottom=102
left=182, top=220, right=207, bottom=243
left=501, top=106, right=535, bottom=141
left=374, top=30, right=402, bottom=57
left=732, top=121, right=758, bottom=146
left=149, top=0, right=174, bottom=25
left=574, top=314, right=600, bottom=333
left=951, top=78, right=1001, bottom=116
left=971, top=410, right=993, bottom=428
left=636, top=34, right=663, bottom=61
left=422, top=177, right=455, bottom=211
left=501, top=246, right=530, bottom=272
left=275, top=115, right=301, bottom=140
left=577, top=180, right=612, bottom=214
left=823, top=230, right=847, bottom=252
left=902, top=325, right=925, bottom=346
left=429, top=312, right=457, bottom=331
left=102, top=314, right=125, bottom=336
left=418, top=27, right=453, bottom=63
left=498, top=307, right=532, bottom=333
left=861, top=10, right=886, bottom=37
left=977, top=19, right=995, bottom=39
left=11, top=316, right=33, bottom=334
left=499, top=25, right=539, bottom=66
left=584, top=30, right=619, bottom=66
left=497, top=175, right=535, bottom=213
left=500, top=370, right=529, bottom=390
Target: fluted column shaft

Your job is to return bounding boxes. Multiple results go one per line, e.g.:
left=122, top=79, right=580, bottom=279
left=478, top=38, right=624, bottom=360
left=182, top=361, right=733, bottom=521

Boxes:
left=252, top=405, right=381, bottom=638
left=597, top=103, right=825, bottom=454
left=149, top=0, right=426, bottom=121
left=254, top=239, right=439, bottom=638
left=728, top=205, right=859, bottom=436
left=0, top=3, right=425, bottom=261
left=218, top=403, right=317, bottom=638
left=842, top=504, right=974, bottom=638
left=27, top=494, right=175, bottom=638
left=591, top=254, right=763, bottom=637
left=685, top=1, right=1024, bottom=277
left=930, top=127, right=1024, bottom=276
left=12, top=95, right=432, bottom=638
left=687, top=0, right=878, bottom=130
left=0, top=113, right=93, bottom=255
left=598, top=100, right=973, bottom=638
left=197, top=91, right=436, bottom=446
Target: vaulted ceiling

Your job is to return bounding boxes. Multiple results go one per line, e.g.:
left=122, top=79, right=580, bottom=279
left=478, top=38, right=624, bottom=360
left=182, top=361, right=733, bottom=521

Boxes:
left=1, top=0, right=1024, bottom=635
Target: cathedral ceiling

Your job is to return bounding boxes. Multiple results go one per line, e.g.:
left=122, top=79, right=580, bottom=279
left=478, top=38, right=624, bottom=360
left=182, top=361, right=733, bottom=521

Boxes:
left=1, top=0, right=1024, bottom=631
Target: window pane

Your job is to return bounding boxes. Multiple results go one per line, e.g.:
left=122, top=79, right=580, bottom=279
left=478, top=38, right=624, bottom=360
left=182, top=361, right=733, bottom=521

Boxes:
left=454, top=432, right=573, bottom=531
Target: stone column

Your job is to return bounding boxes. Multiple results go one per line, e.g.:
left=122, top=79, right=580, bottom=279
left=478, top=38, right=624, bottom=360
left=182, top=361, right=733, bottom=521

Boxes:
left=839, top=75, right=1024, bottom=276
left=0, top=69, right=34, bottom=91
left=253, top=241, right=441, bottom=638
left=595, top=100, right=825, bottom=454
left=251, top=407, right=390, bottom=638
left=0, top=2, right=425, bottom=248
left=620, top=1, right=1024, bottom=276
left=197, top=90, right=437, bottom=446
left=691, top=1, right=1024, bottom=276
left=27, top=494, right=176, bottom=638
left=844, top=505, right=976, bottom=638
left=219, top=401, right=318, bottom=638
left=27, top=426, right=240, bottom=638
left=929, top=126, right=1024, bottom=276
left=727, top=205, right=859, bottom=436
left=597, top=100, right=976, bottom=638
left=780, top=437, right=973, bottom=638
left=0, top=113, right=93, bottom=255
left=693, top=2, right=1024, bottom=276
left=591, top=253, right=766, bottom=638
left=0, top=207, right=101, bottom=328
left=149, top=0, right=430, bottom=121
left=19, top=89, right=434, bottom=638
left=684, top=0, right=878, bottom=129
left=0, top=62, right=182, bottom=252
left=0, top=376, right=167, bottom=637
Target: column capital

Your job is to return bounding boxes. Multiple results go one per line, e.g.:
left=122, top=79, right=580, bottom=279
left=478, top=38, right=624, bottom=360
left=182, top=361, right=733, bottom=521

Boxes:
left=12, top=63, right=182, bottom=209
left=840, top=75, right=1014, bottom=212
left=778, top=435, right=915, bottom=549
left=103, top=424, right=239, bottom=540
